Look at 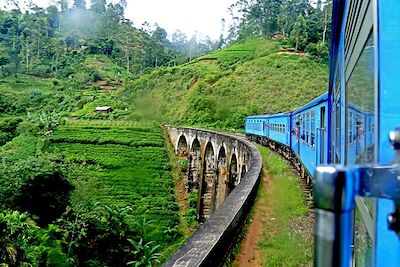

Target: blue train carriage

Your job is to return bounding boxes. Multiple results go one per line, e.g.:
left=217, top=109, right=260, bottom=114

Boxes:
left=245, top=113, right=291, bottom=157
left=314, top=0, right=400, bottom=266
left=290, top=93, right=328, bottom=184
left=244, top=115, right=268, bottom=137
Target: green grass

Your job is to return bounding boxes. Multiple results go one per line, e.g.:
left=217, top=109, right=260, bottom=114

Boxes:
left=48, top=120, right=182, bottom=256
left=124, top=38, right=328, bottom=130
left=0, top=134, right=39, bottom=164
left=256, top=145, right=312, bottom=266
left=0, top=75, right=54, bottom=95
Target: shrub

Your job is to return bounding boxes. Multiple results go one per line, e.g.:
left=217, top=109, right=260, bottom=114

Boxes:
left=0, top=154, right=73, bottom=226
left=31, top=64, right=51, bottom=77
left=0, top=211, right=70, bottom=266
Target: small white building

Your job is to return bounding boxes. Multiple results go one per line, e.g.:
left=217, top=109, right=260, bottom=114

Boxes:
left=95, top=106, right=113, bottom=113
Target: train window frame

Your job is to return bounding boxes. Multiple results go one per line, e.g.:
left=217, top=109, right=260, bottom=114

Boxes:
left=302, top=116, right=306, bottom=143
left=311, top=111, right=315, bottom=148
left=343, top=1, right=376, bottom=259
left=306, top=112, right=310, bottom=145
left=349, top=111, right=353, bottom=145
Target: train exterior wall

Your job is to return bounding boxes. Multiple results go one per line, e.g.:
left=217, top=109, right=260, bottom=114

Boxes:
left=291, top=99, right=328, bottom=178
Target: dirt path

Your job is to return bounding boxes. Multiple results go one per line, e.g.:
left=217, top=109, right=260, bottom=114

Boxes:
left=233, top=145, right=314, bottom=266
left=233, top=174, right=271, bottom=267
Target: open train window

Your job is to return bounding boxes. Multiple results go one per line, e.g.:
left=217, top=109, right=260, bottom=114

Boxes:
left=311, top=111, right=315, bottom=147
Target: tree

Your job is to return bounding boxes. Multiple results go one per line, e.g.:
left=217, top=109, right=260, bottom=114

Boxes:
left=291, top=14, right=307, bottom=51
left=57, top=0, right=69, bottom=12
left=73, top=0, right=86, bottom=9
left=322, top=0, right=332, bottom=44
left=152, top=25, right=168, bottom=44
left=90, top=0, right=106, bottom=14
left=277, top=3, right=288, bottom=35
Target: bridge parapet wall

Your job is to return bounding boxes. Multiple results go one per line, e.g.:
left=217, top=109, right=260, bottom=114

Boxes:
left=164, top=126, right=262, bottom=267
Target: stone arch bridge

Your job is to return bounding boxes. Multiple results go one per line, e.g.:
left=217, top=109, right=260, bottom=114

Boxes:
left=164, top=126, right=262, bottom=267
left=167, top=126, right=252, bottom=220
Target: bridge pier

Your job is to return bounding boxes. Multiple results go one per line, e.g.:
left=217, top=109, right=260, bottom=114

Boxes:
left=168, top=127, right=249, bottom=220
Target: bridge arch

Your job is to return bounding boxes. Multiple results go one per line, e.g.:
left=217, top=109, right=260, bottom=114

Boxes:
left=176, top=134, right=188, bottom=156
left=188, top=137, right=201, bottom=192
left=226, top=153, right=238, bottom=197
left=199, top=141, right=216, bottom=220
left=215, top=145, right=228, bottom=210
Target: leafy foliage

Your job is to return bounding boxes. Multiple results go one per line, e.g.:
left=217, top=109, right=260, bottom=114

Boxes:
left=228, top=0, right=332, bottom=56
left=0, top=153, right=73, bottom=226
left=0, top=211, right=70, bottom=267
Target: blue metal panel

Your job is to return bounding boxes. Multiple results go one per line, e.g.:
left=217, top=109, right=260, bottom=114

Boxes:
left=292, top=93, right=328, bottom=114
left=266, top=115, right=291, bottom=146
left=376, top=0, right=400, bottom=264
left=292, top=100, right=328, bottom=176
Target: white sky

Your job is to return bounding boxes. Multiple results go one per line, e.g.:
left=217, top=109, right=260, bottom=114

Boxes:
left=126, top=0, right=235, bottom=40
left=13, top=0, right=236, bottom=40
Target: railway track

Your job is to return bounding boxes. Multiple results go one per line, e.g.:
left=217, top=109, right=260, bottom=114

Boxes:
left=251, top=137, right=315, bottom=213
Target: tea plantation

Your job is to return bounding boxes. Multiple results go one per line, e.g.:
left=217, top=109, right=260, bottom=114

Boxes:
left=49, top=120, right=182, bottom=261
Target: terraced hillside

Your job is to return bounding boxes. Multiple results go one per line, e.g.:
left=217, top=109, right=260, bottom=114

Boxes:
left=48, top=120, right=182, bottom=260
left=124, top=38, right=329, bottom=130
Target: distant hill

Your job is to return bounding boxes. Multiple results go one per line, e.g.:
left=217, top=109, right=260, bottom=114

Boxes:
left=123, top=38, right=329, bottom=130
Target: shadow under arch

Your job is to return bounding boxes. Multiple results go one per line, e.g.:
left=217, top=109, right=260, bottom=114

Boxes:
left=215, top=146, right=227, bottom=211
left=226, top=153, right=238, bottom=197
left=176, top=134, right=188, bottom=156
left=188, top=137, right=201, bottom=192
left=199, top=141, right=216, bottom=221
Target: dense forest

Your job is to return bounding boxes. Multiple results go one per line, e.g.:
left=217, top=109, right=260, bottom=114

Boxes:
left=0, top=0, right=331, bottom=266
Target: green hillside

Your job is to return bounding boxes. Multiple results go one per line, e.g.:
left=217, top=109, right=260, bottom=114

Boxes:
left=124, top=38, right=329, bottom=130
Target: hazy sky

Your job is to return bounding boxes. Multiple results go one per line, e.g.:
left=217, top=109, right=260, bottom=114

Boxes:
left=18, top=0, right=236, bottom=40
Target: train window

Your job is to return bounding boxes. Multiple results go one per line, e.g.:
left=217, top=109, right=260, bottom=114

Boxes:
left=311, top=111, right=315, bottom=147
left=332, top=60, right=341, bottom=164
left=349, top=111, right=353, bottom=144
left=306, top=112, right=310, bottom=144
left=346, top=31, right=375, bottom=164
left=302, top=116, right=306, bottom=141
